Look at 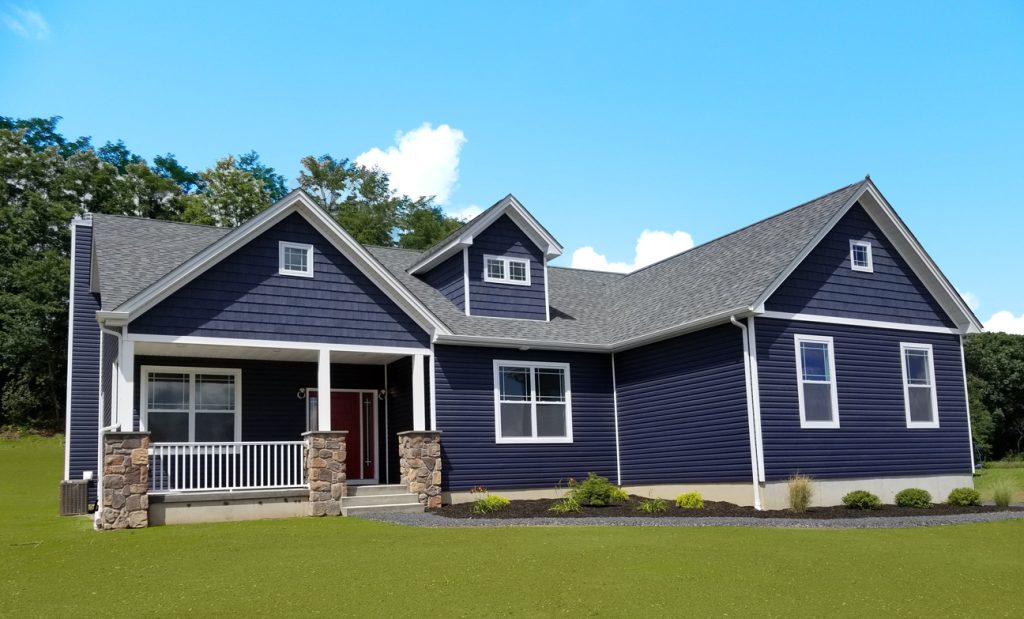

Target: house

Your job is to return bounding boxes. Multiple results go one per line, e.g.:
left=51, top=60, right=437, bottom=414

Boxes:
left=63, top=178, right=982, bottom=528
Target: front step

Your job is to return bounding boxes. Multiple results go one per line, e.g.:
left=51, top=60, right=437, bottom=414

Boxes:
left=346, top=484, right=409, bottom=497
left=342, top=493, right=421, bottom=508
left=342, top=502, right=425, bottom=517
left=341, top=485, right=423, bottom=516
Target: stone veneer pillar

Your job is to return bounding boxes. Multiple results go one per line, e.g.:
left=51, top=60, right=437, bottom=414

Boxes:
left=100, top=431, right=150, bottom=530
left=303, top=431, right=347, bottom=516
left=398, top=431, right=442, bottom=508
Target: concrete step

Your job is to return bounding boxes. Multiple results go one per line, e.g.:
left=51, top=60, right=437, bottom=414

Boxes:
left=342, top=502, right=425, bottom=517
left=346, top=484, right=409, bottom=497
left=341, top=493, right=421, bottom=508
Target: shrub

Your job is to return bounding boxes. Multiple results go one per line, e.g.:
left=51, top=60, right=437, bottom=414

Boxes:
left=991, top=480, right=1015, bottom=508
left=787, top=474, right=814, bottom=512
left=549, top=495, right=582, bottom=514
left=469, top=486, right=510, bottom=514
left=947, top=487, right=981, bottom=506
left=636, top=497, right=668, bottom=513
left=895, top=488, right=932, bottom=508
left=842, top=490, right=881, bottom=510
left=569, top=472, right=628, bottom=507
left=675, top=492, right=704, bottom=509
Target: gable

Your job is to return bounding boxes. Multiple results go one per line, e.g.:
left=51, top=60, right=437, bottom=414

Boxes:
left=466, top=214, right=547, bottom=320
left=129, top=213, right=430, bottom=348
left=420, top=251, right=465, bottom=312
left=765, top=203, right=955, bottom=328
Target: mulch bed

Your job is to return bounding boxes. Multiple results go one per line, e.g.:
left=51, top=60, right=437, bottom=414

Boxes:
left=432, top=496, right=1023, bottom=520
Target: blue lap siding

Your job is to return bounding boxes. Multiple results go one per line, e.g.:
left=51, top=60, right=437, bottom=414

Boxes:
left=434, top=345, right=616, bottom=490
left=420, top=252, right=465, bottom=311
left=129, top=213, right=430, bottom=348
left=754, top=317, right=972, bottom=480
left=766, top=203, right=955, bottom=328
left=615, top=324, right=752, bottom=484
left=67, top=223, right=101, bottom=502
left=466, top=215, right=547, bottom=320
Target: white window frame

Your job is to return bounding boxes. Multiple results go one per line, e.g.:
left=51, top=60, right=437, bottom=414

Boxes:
left=483, top=254, right=531, bottom=286
left=849, top=240, right=873, bottom=273
left=900, top=343, right=940, bottom=429
left=794, top=334, right=840, bottom=429
left=140, top=365, right=243, bottom=443
left=492, top=360, right=572, bottom=443
left=278, top=241, right=314, bottom=278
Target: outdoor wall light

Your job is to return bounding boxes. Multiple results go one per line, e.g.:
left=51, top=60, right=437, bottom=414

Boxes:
left=296, top=388, right=306, bottom=399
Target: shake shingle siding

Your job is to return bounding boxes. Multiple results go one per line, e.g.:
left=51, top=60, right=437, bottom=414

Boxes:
left=766, top=204, right=955, bottom=328
left=420, top=252, right=464, bottom=311
left=68, top=224, right=100, bottom=501
left=129, top=214, right=429, bottom=348
left=616, top=324, right=752, bottom=484
left=434, top=345, right=616, bottom=490
left=467, top=215, right=547, bottom=320
left=755, top=318, right=972, bottom=480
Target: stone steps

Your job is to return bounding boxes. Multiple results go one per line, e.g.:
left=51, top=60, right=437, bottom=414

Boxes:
left=341, top=502, right=425, bottom=517
left=346, top=484, right=409, bottom=497
left=340, top=485, right=424, bottom=516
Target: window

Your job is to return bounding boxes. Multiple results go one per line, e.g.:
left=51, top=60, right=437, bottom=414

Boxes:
left=901, top=343, right=939, bottom=428
left=483, top=255, right=531, bottom=286
left=279, top=241, right=313, bottom=277
left=493, top=361, right=571, bottom=442
left=794, top=335, right=840, bottom=428
left=849, top=240, right=873, bottom=272
left=142, top=367, right=242, bottom=442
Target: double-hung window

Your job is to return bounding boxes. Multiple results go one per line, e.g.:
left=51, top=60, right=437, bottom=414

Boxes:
left=794, top=335, right=840, bottom=428
left=901, top=343, right=939, bottom=428
left=142, top=367, right=242, bottom=443
left=483, top=255, right=531, bottom=286
left=494, top=361, right=572, bottom=442
left=279, top=241, right=314, bottom=277
left=849, top=240, right=873, bottom=272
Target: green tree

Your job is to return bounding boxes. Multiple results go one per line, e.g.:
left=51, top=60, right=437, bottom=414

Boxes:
left=965, top=332, right=1024, bottom=459
left=399, top=203, right=463, bottom=249
left=182, top=155, right=281, bottom=227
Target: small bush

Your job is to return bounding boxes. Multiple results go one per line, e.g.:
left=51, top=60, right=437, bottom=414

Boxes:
left=675, top=492, right=704, bottom=509
left=895, top=488, right=932, bottom=508
left=471, top=494, right=510, bottom=515
left=636, top=497, right=668, bottom=513
left=842, top=490, right=881, bottom=510
left=991, top=480, right=1015, bottom=508
left=787, top=474, right=814, bottom=512
left=569, top=472, right=628, bottom=507
left=549, top=495, right=582, bottom=514
left=947, top=487, right=981, bottom=506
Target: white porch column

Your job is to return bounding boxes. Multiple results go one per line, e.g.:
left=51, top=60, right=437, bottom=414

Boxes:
left=412, top=353, right=426, bottom=431
left=317, top=348, right=331, bottom=431
left=116, top=339, right=134, bottom=431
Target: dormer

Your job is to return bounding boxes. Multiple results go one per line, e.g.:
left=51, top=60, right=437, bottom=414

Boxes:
left=410, top=195, right=562, bottom=321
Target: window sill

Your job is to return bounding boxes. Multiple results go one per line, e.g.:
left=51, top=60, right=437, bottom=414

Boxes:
left=799, top=421, right=841, bottom=429
left=495, top=437, right=573, bottom=444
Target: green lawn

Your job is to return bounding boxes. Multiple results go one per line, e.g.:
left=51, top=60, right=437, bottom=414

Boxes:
left=3, top=437, right=1024, bottom=617
left=975, top=466, right=1024, bottom=503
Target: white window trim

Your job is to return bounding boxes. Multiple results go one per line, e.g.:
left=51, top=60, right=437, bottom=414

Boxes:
left=140, top=365, right=243, bottom=443
left=794, top=334, right=840, bottom=429
left=900, top=342, right=940, bottom=429
left=483, top=254, right=532, bottom=286
left=492, top=360, right=572, bottom=443
left=278, top=241, right=314, bottom=278
left=849, top=240, right=873, bottom=273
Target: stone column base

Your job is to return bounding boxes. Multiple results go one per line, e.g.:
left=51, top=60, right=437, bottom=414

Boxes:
left=100, top=432, right=150, bottom=530
left=303, top=431, right=347, bottom=516
left=398, top=431, right=442, bottom=508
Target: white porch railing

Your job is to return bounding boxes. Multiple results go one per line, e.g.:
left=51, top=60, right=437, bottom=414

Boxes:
left=148, top=441, right=306, bottom=493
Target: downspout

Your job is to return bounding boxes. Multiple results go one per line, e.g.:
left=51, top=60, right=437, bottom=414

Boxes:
left=731, top=316, right=763, bottom=510
left=611, top=352, right=622, bottom=486
left=95, top=323, right=122, bottom=527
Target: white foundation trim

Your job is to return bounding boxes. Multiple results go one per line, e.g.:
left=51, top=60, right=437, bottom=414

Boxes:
left=760, top=474, right=975, bottom=510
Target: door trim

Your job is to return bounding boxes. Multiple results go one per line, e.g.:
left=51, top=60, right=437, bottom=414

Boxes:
left=305, top=388, right=380, bottom=485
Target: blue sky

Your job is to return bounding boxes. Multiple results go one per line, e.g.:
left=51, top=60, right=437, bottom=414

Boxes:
left=2, top=1, right=1022, bottom=331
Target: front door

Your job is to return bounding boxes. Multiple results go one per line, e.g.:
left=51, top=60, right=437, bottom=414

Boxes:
left=307, top=390, right=376, bottom=482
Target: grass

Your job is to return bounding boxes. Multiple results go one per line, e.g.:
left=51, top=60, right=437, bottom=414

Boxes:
left=3, top=438, right=1024, bottom=616
left=975, top=467, right=1024, bottom=503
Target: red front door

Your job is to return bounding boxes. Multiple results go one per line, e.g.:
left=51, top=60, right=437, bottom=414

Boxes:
left=309, top=390, right=376, bottom=481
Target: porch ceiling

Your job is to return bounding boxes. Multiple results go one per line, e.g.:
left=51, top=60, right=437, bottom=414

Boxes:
left=133, top=342, right=406, bottom=365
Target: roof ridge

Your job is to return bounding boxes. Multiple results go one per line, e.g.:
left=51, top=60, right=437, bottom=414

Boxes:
left=91, top=212, right=231, bottom=231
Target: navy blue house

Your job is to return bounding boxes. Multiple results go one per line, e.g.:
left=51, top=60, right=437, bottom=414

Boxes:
left=64, top=179, right=982, bottom=523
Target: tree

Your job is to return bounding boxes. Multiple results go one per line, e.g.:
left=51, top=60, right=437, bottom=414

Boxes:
left=182, top=155, right=282, bottom=227
left=965, top=332, right=1024, bottom=459
left=399, top=203, right=463, bottom=250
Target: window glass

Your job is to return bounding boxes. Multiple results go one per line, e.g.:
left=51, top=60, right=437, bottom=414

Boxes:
left=535, top=368, right=565, bottom=402
left=197, top=374, right=235, bottom=411
left=486, top=258, right=505, bottom=280
left=283, top=246, right=307, bottom=271
left=907, top=388, right=934, bottom=423
left=536, top=404, right=567, bottom=436
left=904, top=349, right=931, bottom=385
left=802, top=383, right=834, bottom=421
left=495, top=363, right=570, bottom=441
left=499, top=367, right=530, bottom=400
left=500, top=403, right=532, bottom=437
left=145, top=369, right=239, bottom=443
left=902, top=346, right=936, bottom=426
left=148, top=373, right=189, bottom=410
left=509, top=260, right=528, bottom=282
left=799, top=342, right=830, bottom=381
left=148, top=412, right=188, bottom=442
left=195, top=413, right=235, bottom=442
left=795, top=336, right=837, bottom=426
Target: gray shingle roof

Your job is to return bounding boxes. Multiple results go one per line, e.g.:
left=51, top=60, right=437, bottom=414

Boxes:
left=89, top=180, right=867, bottom=346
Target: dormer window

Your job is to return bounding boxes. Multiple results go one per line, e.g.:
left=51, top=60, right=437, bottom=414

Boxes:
left=849, top=240, right=873, bottom=272
left=279, top=241, right=313, bottom=278
left=484, top=255, right=531, bottom=286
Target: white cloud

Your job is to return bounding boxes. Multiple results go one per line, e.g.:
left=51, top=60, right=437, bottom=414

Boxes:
left=958, top=290, right=980, bottom=311
left=2, top=6, right=48, bottom=40
left=983, top=311, right=1024, bottom=335
left=356, top=123, right=466, bottom=205
left=571, top=229, right=695, bottom=273
left=447, top=204, right=482, bottom=221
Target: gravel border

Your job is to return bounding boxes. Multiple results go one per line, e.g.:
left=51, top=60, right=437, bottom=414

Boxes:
left=356, top=509, right=1024, bottom=529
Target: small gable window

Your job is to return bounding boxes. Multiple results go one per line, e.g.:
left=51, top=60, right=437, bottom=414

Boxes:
left=483, top=255, right=531, bottom=286
left=849, top=240, right=873, bottom=272
left=279, top=241, right=313, bottom=278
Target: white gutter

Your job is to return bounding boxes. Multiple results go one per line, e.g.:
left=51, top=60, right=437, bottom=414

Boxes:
left=731, top=315, right=763, bottom=510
